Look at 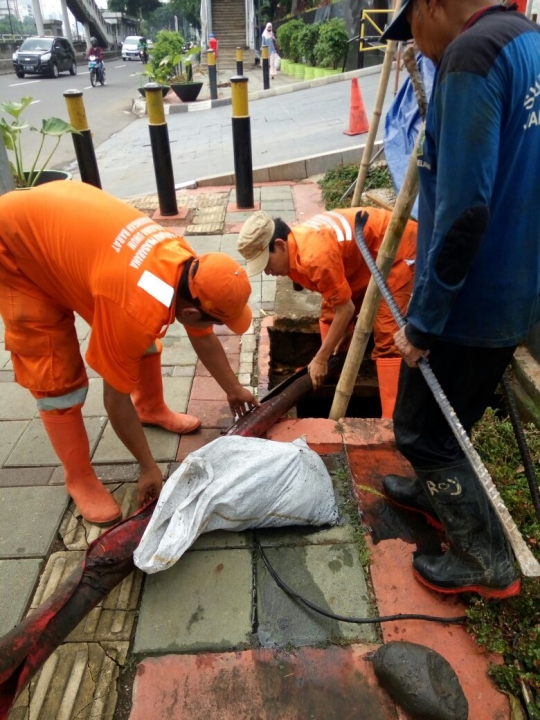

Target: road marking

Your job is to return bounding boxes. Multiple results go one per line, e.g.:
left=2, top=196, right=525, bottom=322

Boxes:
left=115, top=64, right=126, bottom=68
left=79, top=71, right=90, bottom=75
left=30, top=100, right=40, bottom=105
left=84, top=85, right=93, bottom=90
left=9, top=79, right=41, bottom=87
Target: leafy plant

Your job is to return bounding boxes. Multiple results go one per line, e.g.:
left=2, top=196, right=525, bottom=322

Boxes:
left=276, top=18, right=304, bottom=61
left=297, top=22, right=321, bottom=67
left=319, top=162, right=393, bottom=210
left=314, top=17, right=349, bottom=69
left=0, top=96, right=80, bottom=188
left=149, top=30, right=184, bottom=74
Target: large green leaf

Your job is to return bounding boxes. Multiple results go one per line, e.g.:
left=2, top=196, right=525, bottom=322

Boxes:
left=39, top=117, right=81, bottom=137
left=0, top=96, right=33, bottom=120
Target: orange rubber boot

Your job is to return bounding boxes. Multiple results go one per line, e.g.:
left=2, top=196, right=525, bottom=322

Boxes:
left=39, top=407, right=122, bottom=526
left=376, top=357, right=402, bottom=419
left=131, top=353, right=201, bottom=434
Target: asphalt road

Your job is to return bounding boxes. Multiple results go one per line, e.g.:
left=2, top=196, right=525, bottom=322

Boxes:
left=0, top=57, right=143, bottom=173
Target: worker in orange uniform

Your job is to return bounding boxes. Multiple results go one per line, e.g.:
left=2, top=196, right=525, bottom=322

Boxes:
left=0, top=182, right=257, bottom=526
left=238, top=208, right=417, bottom=417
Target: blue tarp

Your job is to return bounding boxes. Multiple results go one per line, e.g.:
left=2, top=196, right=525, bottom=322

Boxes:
left=383, top=53, right=436, bottom=220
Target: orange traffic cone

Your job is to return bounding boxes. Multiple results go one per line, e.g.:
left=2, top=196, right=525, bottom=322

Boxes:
left=344, top=78, right=369, bottom=136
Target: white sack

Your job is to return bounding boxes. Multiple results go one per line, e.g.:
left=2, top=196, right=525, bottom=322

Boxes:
left=134, top=435, right=339, bottom=574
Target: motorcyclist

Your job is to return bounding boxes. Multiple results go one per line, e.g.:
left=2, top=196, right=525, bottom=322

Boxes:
left=86, top=37, right=104, bottom=82
left=138, top=36, right=148, bottom=64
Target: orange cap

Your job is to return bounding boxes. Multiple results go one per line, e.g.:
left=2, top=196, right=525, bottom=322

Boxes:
left=188, top=253, right=252, bottom=334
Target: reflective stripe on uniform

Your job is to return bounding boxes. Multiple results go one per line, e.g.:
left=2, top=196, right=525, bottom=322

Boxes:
left=326, top=211, right=352, bottom=241
left=306, top=213, right=346, bottom=242
left=37, top=386, right=88, bottom=411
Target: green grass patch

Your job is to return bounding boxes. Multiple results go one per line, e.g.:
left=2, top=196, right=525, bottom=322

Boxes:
left=467, top=408, right=540, bottom=714
left=318, top=162, right=394, bottom=210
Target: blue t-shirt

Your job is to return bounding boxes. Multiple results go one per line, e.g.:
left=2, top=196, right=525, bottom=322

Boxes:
left=406, top=7, right=540, bottom=349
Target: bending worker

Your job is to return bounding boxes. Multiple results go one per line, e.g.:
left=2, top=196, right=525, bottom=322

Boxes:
left=237, top=208, right=417, bottom=417
left=0, top=182, right=257, bottom=526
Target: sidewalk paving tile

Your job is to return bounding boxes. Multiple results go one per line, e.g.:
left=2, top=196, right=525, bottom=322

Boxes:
left=176, top=427, right=222, bottom=461
left=129, top=645, right=398, bottom=720
left=260, top=186, right=294, bottom=201
left=134, top=548, right=253, bottom=653
left=9, top=641, right=128, bottom=720
left=0, top=466, right=54, bottom=487
left=93, top=424, right=179, bottom=464
left=0, top=486, right=68, bottom=558
left=0, top=384, right=38, bottom=421
left=190, top=375, right=228, bottom=401
left=188, top=530, right=252, bottom=551
left=0, top=420, right=29, bottom=466
left=160, top=337, right=198, bottom=366
left=0, top=558, right=42, bottom=636
left=256, top=544, right=377, bottom=648
left=260, top=199, right=295, bottom=212
left=185, top=399, right=234, bottom=430
left=5, top=417, right=105, bottom=467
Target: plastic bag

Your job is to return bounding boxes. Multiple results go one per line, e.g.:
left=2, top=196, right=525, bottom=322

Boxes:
left=134, top=436, right=339, bottom=573
left=274, top=53, right=281, bottom=71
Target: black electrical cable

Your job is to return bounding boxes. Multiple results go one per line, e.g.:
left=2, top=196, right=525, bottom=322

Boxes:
left=501, top=371, right=540, bottom=521
left=255, top=536, right=467, bottom=626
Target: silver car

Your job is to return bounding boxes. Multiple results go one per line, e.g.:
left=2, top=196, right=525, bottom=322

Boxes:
left=122, top=35, right=144, bottom=61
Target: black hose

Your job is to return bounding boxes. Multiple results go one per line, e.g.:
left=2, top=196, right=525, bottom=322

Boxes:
left=255, top=537, right=467, bottom=626
left=501, top=372, right=540, bottom=520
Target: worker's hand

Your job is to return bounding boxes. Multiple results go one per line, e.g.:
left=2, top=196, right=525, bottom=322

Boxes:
left=308, top=357, right=328, bottom=390
left=137, top=465, right=163, bottom=507
left=394, top=327, right=429, bottom=368
left=227, top=386, right=260, bottom=419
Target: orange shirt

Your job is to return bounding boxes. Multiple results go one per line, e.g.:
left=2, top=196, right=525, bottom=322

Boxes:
left=287, top=207, right=417, bottom=308
left=0, top=181, right=210, bottom=393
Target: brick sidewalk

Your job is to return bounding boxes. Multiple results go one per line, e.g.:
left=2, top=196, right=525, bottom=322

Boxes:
left=1, top=182, right=510, bottom=720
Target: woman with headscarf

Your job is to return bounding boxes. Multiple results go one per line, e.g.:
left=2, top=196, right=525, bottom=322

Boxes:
left=261, top=22, right=277, bottom=79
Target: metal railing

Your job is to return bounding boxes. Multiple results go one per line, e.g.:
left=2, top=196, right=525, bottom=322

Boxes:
left=359, top=8, right=394, bottom=56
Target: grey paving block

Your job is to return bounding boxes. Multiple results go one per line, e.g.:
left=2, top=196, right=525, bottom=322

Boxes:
left=225, top=212, right=258, bottom=223
left=82, top=377, right=106, bottom=417
left=0, top=558, right=42, bottom=635
left=93, top=423, right=179, bottom=463
left=261, top=199, right=295, bottom=212
left=134, top=548, right=253, bottom=653
left=0, top=466, right=54, bottom=487
left=0, top=383, right=37, bottom=420
left=257, top=544, right=377, bottom=648
left=160, top=336, right=198, bottom=366
left=186, top=235, right=222, bottom=254
left=10, top=641, right=128, bottom=720
left=0, top=486, right=69, bottom=558
left=31, top=550, right=143, bottom=643
left=230, top=187, right=261, bottom=203
left=266, top=210, right=297, bottom=222
left=0, top=370, right=15, bottom=383
left=0, top=420, right=28, bottom=466
left=260, top=187, right=294, bottom=201
left=189, top=530, right=253, bottom=551
left=5, top=416, right=105, bottom=467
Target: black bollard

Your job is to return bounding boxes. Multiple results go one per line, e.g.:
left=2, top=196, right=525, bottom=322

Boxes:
left=236, top=46, right=243, bottom=76
left=231, top=76, right=254, bottom=209
left=208, top=49, right=218, bottom=100
left=63, top=90, right=101, bottom=188
left=145, top=83, right=178, bottom=216
left=262, top=45, right=270, bottom=90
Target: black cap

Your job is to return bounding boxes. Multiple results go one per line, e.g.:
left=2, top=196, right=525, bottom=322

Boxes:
left=381, top=0, right=414, bottom=42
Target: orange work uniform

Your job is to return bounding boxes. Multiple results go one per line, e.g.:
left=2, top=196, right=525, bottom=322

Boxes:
left=286, top=207, right=417, bottom=359
left=0, top=182, right=211, bottom=407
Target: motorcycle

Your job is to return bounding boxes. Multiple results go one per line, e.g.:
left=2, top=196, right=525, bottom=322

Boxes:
left=139, top=48, right=148, bottom=64
left=88, top=55, right=105, bottom=86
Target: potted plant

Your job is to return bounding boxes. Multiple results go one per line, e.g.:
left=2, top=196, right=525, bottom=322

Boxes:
left=277, top=18, right=304, bottom=76
left=314, top=18, right=349, bottom=75
left=167, top=57, right=203, bottom=103
left=297, top=22, right=321, bottom=80
left=137, top=64, right=170, bottom=97
left=0, top=96, right=80, bottom=188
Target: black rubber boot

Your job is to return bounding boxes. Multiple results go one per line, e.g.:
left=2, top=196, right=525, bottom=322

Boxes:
left=382, top=475, right=443, bottom=529
left=413, top=462, right=521, bottom=599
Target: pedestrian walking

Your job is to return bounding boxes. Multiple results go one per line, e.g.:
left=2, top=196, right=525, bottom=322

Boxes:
left=380, top=0, right=540, bottom=598
left=238, top=207, right=417, bottom=417
left=0, top=182, right=256, bottom=526
left=261, top=22, right=277, bottom=79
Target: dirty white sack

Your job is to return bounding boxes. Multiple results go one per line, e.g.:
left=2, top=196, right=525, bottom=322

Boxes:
left=134, top=435, right=339, bottom=574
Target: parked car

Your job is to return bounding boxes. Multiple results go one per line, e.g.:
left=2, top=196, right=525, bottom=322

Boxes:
left=12, top=36, right=77, bottom=79
left=121, top=35, right=145, bottom=61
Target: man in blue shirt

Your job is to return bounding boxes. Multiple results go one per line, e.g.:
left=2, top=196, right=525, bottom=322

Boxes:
left=381, top=0, right=540, bottom=598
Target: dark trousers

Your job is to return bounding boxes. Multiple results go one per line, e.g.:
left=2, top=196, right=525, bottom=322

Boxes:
left=393, top=340, right=516, bottom=471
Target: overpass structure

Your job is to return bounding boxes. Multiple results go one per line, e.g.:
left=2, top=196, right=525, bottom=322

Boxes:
left=30, top=0, right=137, bottom=49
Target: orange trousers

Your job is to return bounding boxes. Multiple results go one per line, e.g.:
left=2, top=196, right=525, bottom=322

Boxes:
left=319, top=257, right=414, bottom=359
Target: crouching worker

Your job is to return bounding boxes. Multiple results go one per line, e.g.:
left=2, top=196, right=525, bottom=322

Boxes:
left=238, top=208, right=417, bottom=417
left=0, top=182, right=257, bottom=526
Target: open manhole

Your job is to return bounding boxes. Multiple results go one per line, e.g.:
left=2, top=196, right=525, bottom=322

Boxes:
left=268, top=327, right=382, bottom=419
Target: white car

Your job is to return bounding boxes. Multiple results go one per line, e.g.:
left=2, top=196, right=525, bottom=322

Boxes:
left=122, top=35, right=144, bottom=61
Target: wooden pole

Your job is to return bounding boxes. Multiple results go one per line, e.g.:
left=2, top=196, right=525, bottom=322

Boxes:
left=329, top=127, right=422, bottom=420
left=350, top=0, right=401, bottom=208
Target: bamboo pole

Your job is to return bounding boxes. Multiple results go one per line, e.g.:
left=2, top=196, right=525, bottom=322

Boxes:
left=350, top=0, right=401, bottom=208
left=329, top=127, right=422, bottom=420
